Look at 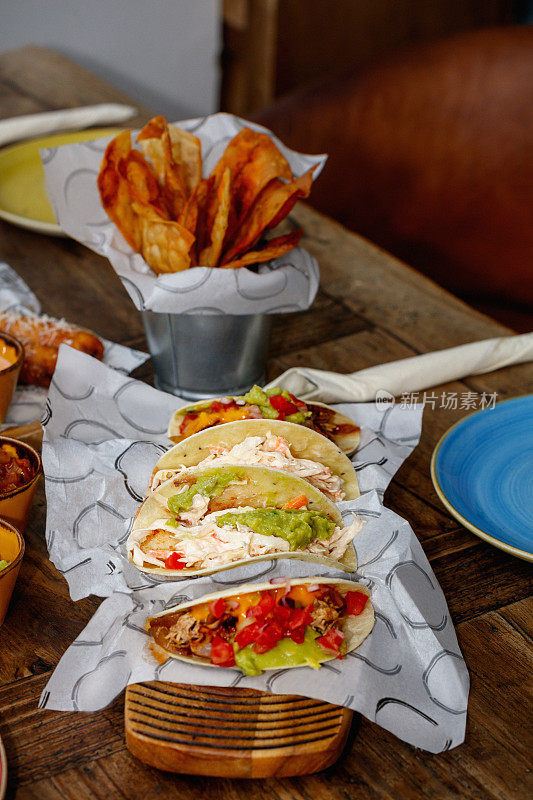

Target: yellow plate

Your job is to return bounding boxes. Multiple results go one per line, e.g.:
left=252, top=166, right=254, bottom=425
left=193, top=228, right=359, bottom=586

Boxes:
left=0, top=127, right=122, bottom=236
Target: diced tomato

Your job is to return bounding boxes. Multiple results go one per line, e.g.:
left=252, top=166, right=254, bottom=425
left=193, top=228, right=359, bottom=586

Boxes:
left=345, top=591, right=368, bottom=616
left=287, top=606, right=313, bottom=631
left=209, top=597, right=227, bottom=619
left=289, top=626, right=306, bottom=644
left=210, top=635, right=235, bottom=667
left=287, top=393, right=307, bottom=410
left=235, top=621, right=263, bottom=649
left=253, top=622, right=283, bottom=654
left=247, top=591, right=275, bottom=618
left=284, top=494, right=308, bottom=510
left=316, top=628, right=344, bottom=653
left=164, top=552, right=186, bottom=570
left=209, top=400, right=224, bottom=412
left=272, top=604, right=291, bottom=626
left=269, top=394, right=299, bottom=416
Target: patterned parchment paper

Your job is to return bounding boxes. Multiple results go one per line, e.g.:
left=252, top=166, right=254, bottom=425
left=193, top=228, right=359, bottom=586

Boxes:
left=39, top=347, right=468, bottom=752
left=0, top=262, right=148, bottom=429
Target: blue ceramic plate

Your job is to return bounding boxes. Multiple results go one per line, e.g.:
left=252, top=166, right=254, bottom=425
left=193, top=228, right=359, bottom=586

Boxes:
left=431, top=395, right=533, bottom=562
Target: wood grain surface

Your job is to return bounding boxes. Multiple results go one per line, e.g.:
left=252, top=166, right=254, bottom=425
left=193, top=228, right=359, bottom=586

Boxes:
left=0, top=45, right=531, bottom=800
left=125, top=683, right=353, bottom=778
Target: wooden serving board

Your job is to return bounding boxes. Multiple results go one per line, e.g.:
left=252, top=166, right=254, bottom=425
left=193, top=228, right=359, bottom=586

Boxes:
left=125, top=682, right=353, bottom=778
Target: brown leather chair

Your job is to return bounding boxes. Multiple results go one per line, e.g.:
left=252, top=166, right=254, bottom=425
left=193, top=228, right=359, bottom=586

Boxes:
left=253, top=27, right=533, bottom=330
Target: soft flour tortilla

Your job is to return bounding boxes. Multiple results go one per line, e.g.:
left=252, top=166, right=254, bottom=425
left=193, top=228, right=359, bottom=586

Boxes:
left=147, top=577, right=374, bottom=670
left=167, top=397, right=361, bottom=456
left=154, top=418, right=359, bottom=500
left=306, top=401, right=361, bottom=456
left=128, top=465, right=359, bottom=577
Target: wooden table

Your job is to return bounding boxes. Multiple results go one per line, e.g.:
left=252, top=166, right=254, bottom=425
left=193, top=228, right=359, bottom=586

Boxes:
left=0, top=46, right=531, bottom=800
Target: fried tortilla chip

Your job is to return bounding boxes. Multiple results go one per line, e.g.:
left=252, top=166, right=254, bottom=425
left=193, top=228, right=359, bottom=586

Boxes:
left=138, top=116, right=202, bottom=194
left=167, top=125, right=202, bottom=194
left=97, top=130, right=142, bottom=252
left=212, top=128, right=293, bottom=245
left=219, top=229, right=303, bottom=269
left=98, top=119, right=316, bottom=277
left=178, top=192, right=199, bottom=235
left=221, top=167, right=314, bottom=264
left=191, top=175, right=215, bottom=263
left=118, top=150, right=170, bottom=219
left=136, top=117, right=169, bottom=181
left=137, top=116, right=188, bottom=217
left=197, top=167, right=231, bottom=267
left=132, top=202, right=195, bottom=274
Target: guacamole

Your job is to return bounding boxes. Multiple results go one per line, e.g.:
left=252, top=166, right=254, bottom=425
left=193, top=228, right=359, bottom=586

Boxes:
left=241, top=385, right=310, bottom=425
left=216, top=508, right=335, bottom=550
left=167, top=468, right=245, bottom=514
left=234, top=628, right=329, bottom=676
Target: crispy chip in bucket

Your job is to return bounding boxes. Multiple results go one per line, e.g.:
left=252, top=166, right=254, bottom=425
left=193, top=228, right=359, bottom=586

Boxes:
left=221, top=167, right=315, bottom=264
left=220, top=229, right=303, bottom=269
left=197, top=167, right=231, bottom=267
left=137, top=116, right=188, bottom=218
left=119, top=149, right=170, bottom=219
left=134, top=203, right=194, bottom=274
left=98, top=118, right=317, bottom=273
left=212, top=128, right=293, bottom=244
left=97, top=130, right=142, bottom=252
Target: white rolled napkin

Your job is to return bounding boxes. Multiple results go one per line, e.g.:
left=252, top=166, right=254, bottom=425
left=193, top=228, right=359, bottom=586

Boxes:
left=265, top=333, right=533, bottom=402
left=0, top=103, right=137, bottom=147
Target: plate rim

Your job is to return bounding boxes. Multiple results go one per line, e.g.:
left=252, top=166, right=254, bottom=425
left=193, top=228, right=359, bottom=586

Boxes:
left=0, top=205, right=64, bottom=236
left=430, top=394, right=533, bottom=563
left=0, top=125, right=122, bottom=237
left=0, top=733, right=7, bottom=799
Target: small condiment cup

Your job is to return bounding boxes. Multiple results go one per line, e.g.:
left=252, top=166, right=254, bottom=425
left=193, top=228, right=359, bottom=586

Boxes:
left=0, top=519, right=24, bottom=626
left=0, top=332, right=24, bottom=424
left=0, top=437, right=41, bottom=532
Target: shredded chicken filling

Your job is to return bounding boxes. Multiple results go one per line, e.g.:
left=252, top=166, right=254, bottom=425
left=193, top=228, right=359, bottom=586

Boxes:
left=151, top=433, right=345, bottom=501
left=150, top=586, right=345, bottom=657
left=130, top=505, right=362, bottom=570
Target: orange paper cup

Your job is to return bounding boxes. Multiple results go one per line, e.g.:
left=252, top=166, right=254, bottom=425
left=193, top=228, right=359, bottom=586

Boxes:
left=0, top=519, right=24, bottom=626
left=0, top=333, right=24, bottom=424
left=0, top=437, right=41, bottom=532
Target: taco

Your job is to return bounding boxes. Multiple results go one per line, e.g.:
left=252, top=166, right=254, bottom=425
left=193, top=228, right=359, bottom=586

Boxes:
left=128, top=465, right=363, bottom=576
left=147, top=577, right=374, bottom=675
left=167, top=385, right=360, bottom=455
left=152, top=419, right=359, bottom=502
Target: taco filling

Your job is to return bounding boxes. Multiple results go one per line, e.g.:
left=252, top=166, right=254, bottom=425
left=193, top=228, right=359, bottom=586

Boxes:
left=176, top=385, right=359, bottom=445
left=130, top=468, right=361, bottom=571
left=151, top=432, right=346, bottom=502
left=148, top=582, right=371, bottom=675
left=131, top=505, right=360, bottom=571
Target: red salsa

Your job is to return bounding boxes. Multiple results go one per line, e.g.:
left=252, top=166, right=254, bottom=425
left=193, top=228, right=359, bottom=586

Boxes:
left=0, top=443, right=34, bottom=493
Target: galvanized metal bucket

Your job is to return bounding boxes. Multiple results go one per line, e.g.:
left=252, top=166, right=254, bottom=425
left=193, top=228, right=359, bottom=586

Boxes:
left=142, top=311, right=272, bottom=401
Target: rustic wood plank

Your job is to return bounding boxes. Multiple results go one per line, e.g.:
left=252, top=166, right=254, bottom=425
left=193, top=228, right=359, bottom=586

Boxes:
left=0, top=675, right=125, bottom=788
left=295, top=206, right=511, bottom=347
left=0, top=231, right=145, bottom=345
left=269, top=290, right=368, bottom=357
left=498, top=596, right=533, bottom=639
left=0, top=46, right=150, bottom=127
left=428, top=536, right=533, bottom=624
